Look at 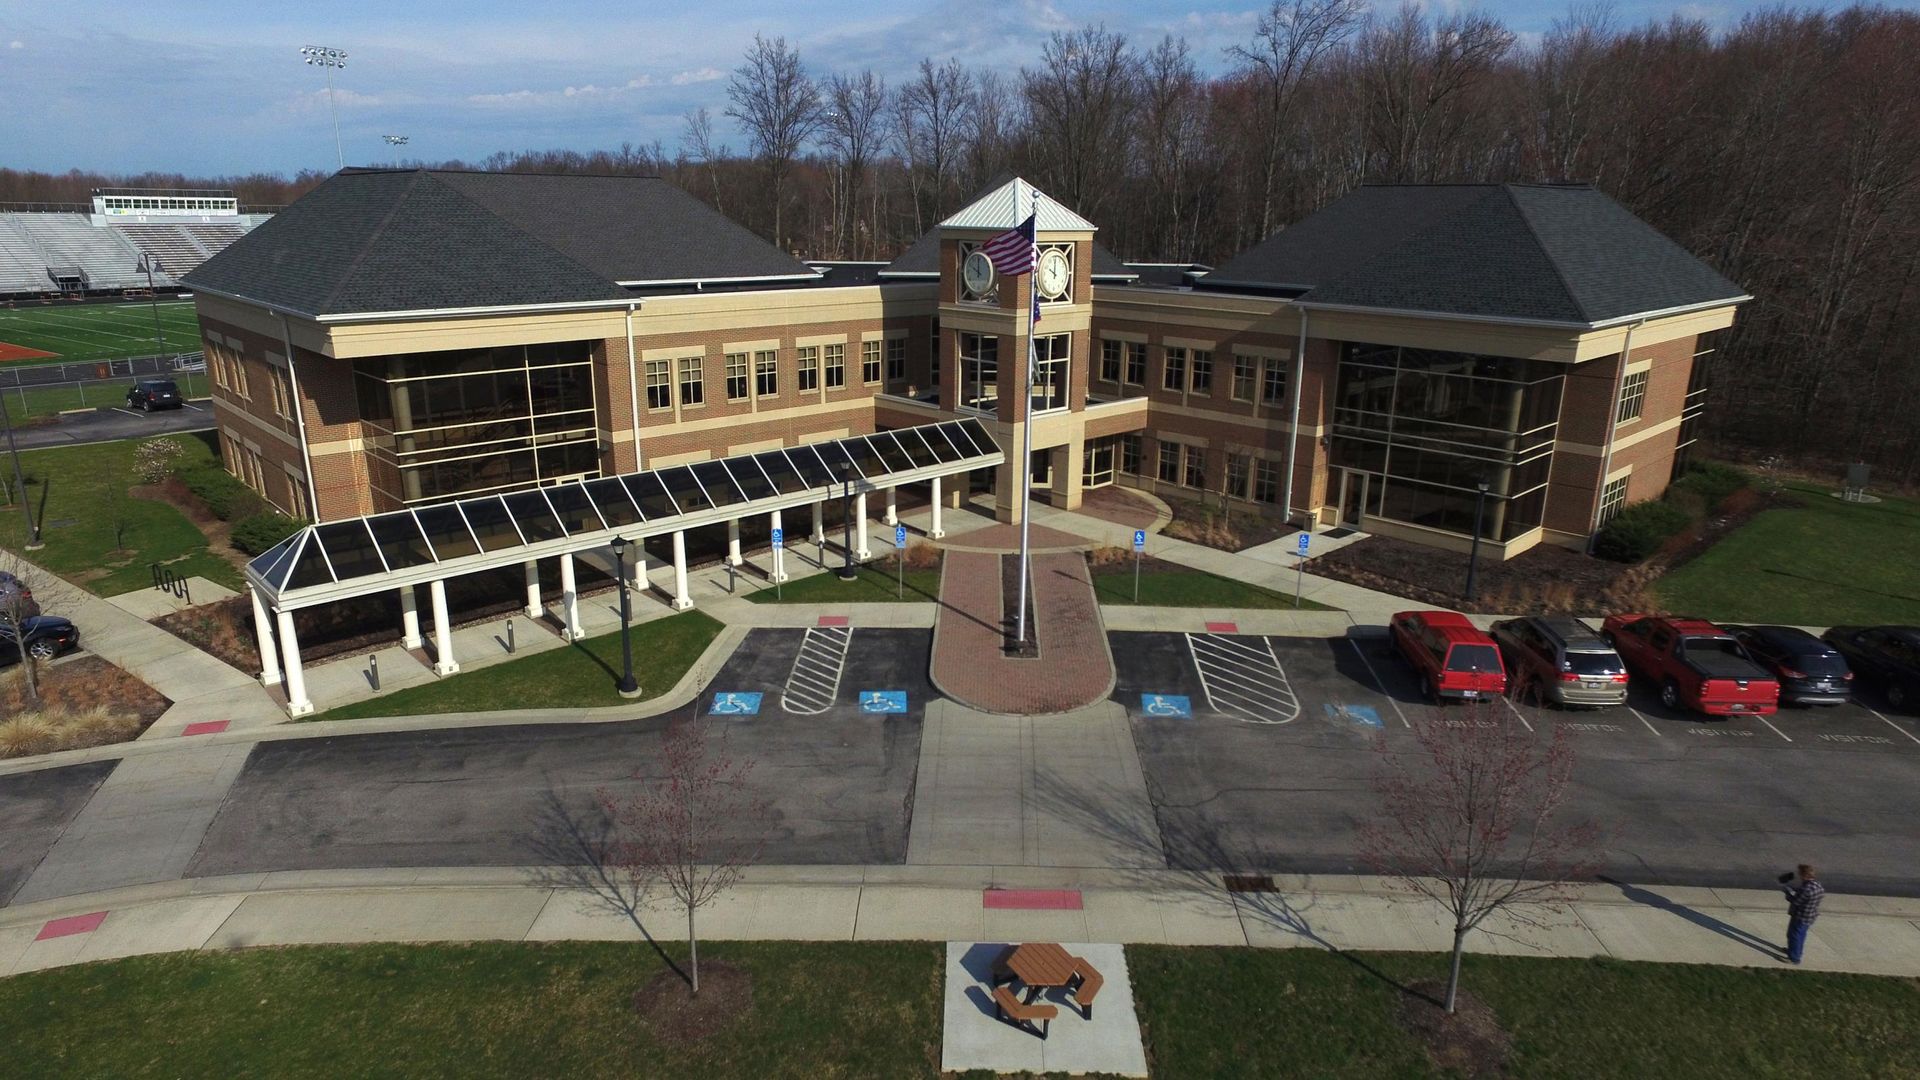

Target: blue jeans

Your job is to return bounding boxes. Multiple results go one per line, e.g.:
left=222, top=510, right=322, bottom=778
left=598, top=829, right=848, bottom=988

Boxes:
left=1787, top=917, right=1812, bottom=963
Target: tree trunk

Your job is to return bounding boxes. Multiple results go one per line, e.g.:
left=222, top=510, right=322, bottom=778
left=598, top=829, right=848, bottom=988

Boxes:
left=688, top=905, right=700, bottom=995
left=1445, top=925, right=1467, bottom=1013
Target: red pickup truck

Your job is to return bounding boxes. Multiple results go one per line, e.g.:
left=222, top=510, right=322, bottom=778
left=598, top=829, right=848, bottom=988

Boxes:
left=1600, top=614, right=1781, bottom=716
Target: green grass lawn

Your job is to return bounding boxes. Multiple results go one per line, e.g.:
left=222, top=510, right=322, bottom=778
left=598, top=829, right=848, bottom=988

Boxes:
left=315, top=610, right=724, bottom=721
left=744, top=561, right=943, bottom=604
left=4, top=372, right=208, bottom=419
left=0, top=300, right=202, bottom=365
left=0, top=435, right=242, bottom=596
left=1655, top=482, right=1920, bottom=625
left=5, top=941, right=1915, bottom=1078
left=1092, top=559, right=1337, bottom=610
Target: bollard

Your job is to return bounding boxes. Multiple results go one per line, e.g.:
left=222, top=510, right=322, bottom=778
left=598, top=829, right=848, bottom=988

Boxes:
left=369, top=654, right=380, bottom=691
left=507, top=617, right=515, bottom=654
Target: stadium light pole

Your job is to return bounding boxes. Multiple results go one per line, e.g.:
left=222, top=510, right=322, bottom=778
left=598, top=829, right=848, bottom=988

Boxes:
left=0, top=390, right=41, bottom=550
left=134, top=253, right=166, bottom=358
left=300, top=45, right=349, bottom=169
left=382, top=134, right=409, bottom=165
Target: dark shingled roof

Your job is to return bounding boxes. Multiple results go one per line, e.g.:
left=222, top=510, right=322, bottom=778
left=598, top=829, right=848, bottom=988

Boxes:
left=184, top=169, right=817, bottom=317
left=1202, top=184, right=1746, bottom=325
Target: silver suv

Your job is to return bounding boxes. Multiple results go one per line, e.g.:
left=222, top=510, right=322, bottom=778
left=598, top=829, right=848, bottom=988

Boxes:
left=1491, top=615, right=1630, bottom=708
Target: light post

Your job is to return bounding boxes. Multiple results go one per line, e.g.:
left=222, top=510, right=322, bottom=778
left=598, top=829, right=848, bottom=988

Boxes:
left=609, top=537, right=640, bottom=697
left=1464, top=477, right=1490, bottom=604
left=300, top=45, right=349, bottom=169
left=836, top=460, right=858, bottom=580
left=382, top=134, right=409, bottom=164
left=134, top=253, right=165, bottom=357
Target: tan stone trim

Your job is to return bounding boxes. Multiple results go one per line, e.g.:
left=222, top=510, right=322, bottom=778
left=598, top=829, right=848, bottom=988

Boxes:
left=1162, top=335, right=1217, bottom=352
left=1623, top=356, right=1653, bottom=376
left=649, top=448, right=714, bottom=466
left=215, top=404, right=304, bottom=452
left=727, top=437, right=787, bottom=456
left=308, top=437, right=372, bottom=458
left=722, top=338, right=781, bottom=354
left=796, top=331, right=849, bottom=349
left=1611, top=414, right=1682, bottom=452
left=1232, top=343, right=1290, bottom=360
left=1606, top=462, right=1635, bottom=484
left=1098, top=329, right=1149, bottom=344
left=640, top=344, right=707, bottom=362
left=648, top=395, right=871, bottom=437
left=800, top=428, right=851, bottom=444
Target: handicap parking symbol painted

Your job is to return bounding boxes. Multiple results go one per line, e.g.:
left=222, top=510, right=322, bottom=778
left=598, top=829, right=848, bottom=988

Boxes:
left=1141, top=694, right=1193, bottom=718
left=1323, top=702, right=1383, bottom=728
left=859, top=690, right=907, bottom=714
left=710, top=692, right=763, bottom=715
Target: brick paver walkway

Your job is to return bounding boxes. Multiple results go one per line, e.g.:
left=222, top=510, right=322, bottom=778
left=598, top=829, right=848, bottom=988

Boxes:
left=930, top=550, right=1115, bottom=714
left=939, top=521, right=1089, bottom=553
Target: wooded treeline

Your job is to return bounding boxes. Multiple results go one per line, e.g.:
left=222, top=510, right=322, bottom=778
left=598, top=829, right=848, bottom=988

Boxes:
left=5, top=3, right=1916, bottom=478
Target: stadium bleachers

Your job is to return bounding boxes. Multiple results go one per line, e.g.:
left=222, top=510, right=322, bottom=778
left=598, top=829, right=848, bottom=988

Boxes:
left=0, top=215, right=52, bottom=294
left=0, top=205, right=266, bottom=298
left=114, top=224, right=212, bottom=276
left=6, top=213, right=152, bottom=290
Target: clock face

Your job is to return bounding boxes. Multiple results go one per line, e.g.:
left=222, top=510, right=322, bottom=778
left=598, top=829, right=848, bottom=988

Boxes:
left=962, top=250, right=995, bottom=298
left=1038, top=248, right=1072, bottom=300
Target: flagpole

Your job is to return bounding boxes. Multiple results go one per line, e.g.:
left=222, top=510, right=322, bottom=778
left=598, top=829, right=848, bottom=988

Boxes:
left=1014, top=197, right=1036, bottom=652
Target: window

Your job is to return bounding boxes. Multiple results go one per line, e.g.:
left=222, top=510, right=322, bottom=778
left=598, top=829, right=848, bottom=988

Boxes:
left=1599, top=476, right=1629, bottom=525
left=1261, top=357, right=1287, bottom=405
left=1157, top=442, right=1181, bottom=484
left=755, top=350, right=778, bottom=397
left=862, top=340, right=882, bottom=384
left=644, top=358, right=672, bottom=409
left=886, top=337, right=906, bottom=381
left=1232, top=355, right=1256, bottom=401
left=724, top=352, right=749, bottom=401
left=1100, top=339, right=1122, bottom=382
left=960, top=332, right=998, bottom=410
left=211, top=345, right=229, bottom=390
left=1183, top=445, right=1206, bottom=488
left=1191, top=350, right=1213, bottom=394
left=1124, top=342, right=1146, bottom=385
left=824, top=343, right=846, bottom=389
left=1254, top=459, right=1279, bottom=503
left=929, top=320, right=941, bottom=380
left=678, top=356, right=705, bottom=407
left=1226, top=454, right=1249, bottom=499
left=1163, top=346, right=1187, bottom=392
left=231, top=354, right=250, bottom=399
left=1033, top=334, right=1070, bottom=412
left=270, top=367, right=290, bottom=420
left=797, top=346, right=819, bottom=392
left=1121, top=434, right=1142, bottom=475
left=1617, top=369, right=1648, bottom=423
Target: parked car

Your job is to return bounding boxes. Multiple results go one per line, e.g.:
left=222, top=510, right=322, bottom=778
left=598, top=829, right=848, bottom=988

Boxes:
left=1490, top=615, right=1630, bottom=708
left=126, top=378, right=183, bottom=411
left=1821, top=626, right=1920, bottom=712
left=1389, top=610, right=1508, bottom=703
left=1601, top=614, right=1780, bottom=716
left=0, top=570, right=39, bottom=619
left=1722, top=624, right=1853, bottom=707
left=0, top=612, right=79, bottom=666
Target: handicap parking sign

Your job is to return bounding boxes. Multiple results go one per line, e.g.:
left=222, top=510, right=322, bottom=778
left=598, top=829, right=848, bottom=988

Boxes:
left=895, top=524, right=907, bottom=548
left=1323, top=702, right=1382, bottom=727
left=860, top=690, right=907, bottom=714
left=771, top=527, right=784, bottom=547
left=1133, top=529, right=1146, bottom=551
left=1297, top=532, right=1310, bottom=556
left=1140, top=693, right=1192, bottom=718
left=710, top=691, right=763, bottom=715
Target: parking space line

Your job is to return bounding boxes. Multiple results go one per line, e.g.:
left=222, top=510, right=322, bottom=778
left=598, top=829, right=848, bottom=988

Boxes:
left=1627, top=706, right=1664, bottom=736
left=1866, top=707, right=1920, bottom=747
left=779, top=625, right=851, bottom=715
left=1345, top=638, right=1410, bottom=728
left=1185, top=633, right=1300, bottom=724
left=1758, top=716, right=1794, bottom=743
left=1499, top=696, right=1534, bottom=732
left=112, top=407, right=144, bottom=418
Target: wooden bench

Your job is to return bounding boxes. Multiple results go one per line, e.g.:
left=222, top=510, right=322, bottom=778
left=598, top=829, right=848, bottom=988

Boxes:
left=993, top=985, right=1058, bottom=1039
left=1067, top=959, right=1104, bottom=1019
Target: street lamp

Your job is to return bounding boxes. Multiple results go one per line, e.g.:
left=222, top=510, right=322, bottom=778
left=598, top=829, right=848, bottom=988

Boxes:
left=836, top=459, right=858, bottom=580
left=134, top=253, right=166, bottom=357
left=1464, top=477, right=1491, bottom=604
left=609, top=536, right=640, bottom=697
left=300, top=45, right=349, bottom=169
left=382, top=134, right=409, bottom=164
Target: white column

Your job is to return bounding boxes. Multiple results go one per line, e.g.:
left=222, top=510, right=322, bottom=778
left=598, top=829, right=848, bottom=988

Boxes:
left=726, top=519, right=744, bottom=567
left=770, top=509, right=789, bottom=582
left=883, top=486, right=899, bottom=526
left=810, top=500, right=825, bottom=543
left=560, top=552, right=582, bottom=641
left=430, top=578, right=459, bottom=675
left=399, top=584, right=423, bottom=650
left=671, top=530, right=694, bottom=610
left=929, top=476, right=946, bottom=539
left=275, top=608, right=311, bottom=716
left=522, top=559, right=542, bottom=618
left=854, top=491, right=872, bottom=560
left=249, top=585, right=282, bottom=686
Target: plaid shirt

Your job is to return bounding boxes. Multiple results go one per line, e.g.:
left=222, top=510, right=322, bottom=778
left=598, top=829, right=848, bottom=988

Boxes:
left=1784, top=878, right=1826, bottom=922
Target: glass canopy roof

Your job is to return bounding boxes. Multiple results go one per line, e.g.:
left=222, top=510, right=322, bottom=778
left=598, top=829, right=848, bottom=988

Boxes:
left=249, top=418, right=1001, bottom=606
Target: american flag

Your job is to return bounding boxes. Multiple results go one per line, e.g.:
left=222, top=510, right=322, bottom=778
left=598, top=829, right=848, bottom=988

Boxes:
left=981, top=214, right=1037, bottom=276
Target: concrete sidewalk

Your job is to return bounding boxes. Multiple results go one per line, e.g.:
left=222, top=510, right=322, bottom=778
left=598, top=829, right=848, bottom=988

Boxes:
left=4, top=865, right=1917, bottom=980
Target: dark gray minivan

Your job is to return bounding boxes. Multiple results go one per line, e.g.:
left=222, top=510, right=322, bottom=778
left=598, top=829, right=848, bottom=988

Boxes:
left=1491, top=615, right=1630, bottom=708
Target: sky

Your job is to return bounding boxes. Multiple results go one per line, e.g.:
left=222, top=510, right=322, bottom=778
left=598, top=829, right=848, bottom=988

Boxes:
left=0, top=0, right=1885, bottom=177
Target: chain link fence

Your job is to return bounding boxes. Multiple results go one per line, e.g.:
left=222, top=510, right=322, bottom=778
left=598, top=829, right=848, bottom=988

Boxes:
left=0, top=354, right=207, bottom=419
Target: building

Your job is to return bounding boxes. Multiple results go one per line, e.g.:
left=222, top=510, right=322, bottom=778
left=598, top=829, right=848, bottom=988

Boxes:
left=184, top=170, right=1745, bottom=713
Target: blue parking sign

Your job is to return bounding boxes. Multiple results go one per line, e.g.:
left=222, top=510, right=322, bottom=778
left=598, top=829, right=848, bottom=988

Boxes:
left=1296, top=532, right=1310, bottom=556
left=860, top=690, right=907, bottom=714
left=771, top=527, right=784, bottom=547
left=1133, top=529, right=1146, bottom=551
left=1140, top=693, right=1192, bottom=718
left=709, top=692, right=762, bottom=715
left=895, top=524, right=907, bottom=548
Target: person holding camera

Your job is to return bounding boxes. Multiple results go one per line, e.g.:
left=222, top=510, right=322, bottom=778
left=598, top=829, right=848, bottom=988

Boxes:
left=1779, top=864, right=1825, bottom=964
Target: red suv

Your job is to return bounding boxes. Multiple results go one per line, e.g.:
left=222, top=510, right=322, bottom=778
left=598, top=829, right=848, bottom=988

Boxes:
left=1390, top=610, right=1508, bottom=703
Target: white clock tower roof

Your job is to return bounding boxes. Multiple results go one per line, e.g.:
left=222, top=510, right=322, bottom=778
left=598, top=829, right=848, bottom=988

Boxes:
left=940, top=177, right=1097, bottom=232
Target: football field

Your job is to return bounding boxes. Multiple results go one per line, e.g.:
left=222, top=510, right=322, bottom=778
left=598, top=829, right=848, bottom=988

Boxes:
left=0, top=300, right=202, bottom=365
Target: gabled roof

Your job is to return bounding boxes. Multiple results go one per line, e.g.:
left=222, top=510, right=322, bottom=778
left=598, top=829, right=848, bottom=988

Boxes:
left=184, top=169, right=818, bottom=319
left=1203, top=184, right=1747, bottom=326
left=940, top=176, right=1097, bottom=232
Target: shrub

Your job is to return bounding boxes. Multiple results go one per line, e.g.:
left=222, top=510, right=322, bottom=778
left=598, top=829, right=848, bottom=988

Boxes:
left=1593, top=500, right=1693, bottom=563
left=177, top=462, right=266, bottom=521
left=133, top=437, right=185, bottom=484
left=0, top=715, right=57, bottom=758
left=231, top=512, right=304, bottom=555
left=1668, top=460, right=1751, bottom=510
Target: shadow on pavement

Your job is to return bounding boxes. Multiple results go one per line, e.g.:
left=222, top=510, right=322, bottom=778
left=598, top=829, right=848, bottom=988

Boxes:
left=520, top=785, right=689, bottom=984
left=1598, top=874, right=1782, bottom=961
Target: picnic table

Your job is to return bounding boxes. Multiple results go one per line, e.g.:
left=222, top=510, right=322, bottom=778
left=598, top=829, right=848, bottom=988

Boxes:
left=1003, top=942, right=1077, bottom=996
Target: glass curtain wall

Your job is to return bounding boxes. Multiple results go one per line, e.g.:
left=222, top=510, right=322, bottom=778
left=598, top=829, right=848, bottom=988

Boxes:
left=960, top=332, right=998, bottom=412
left=1032, top=333, right=1070, bottom=413
left=354, top=341, right=600, bottom=505
left=1329, top=343, right=1563, bottom=541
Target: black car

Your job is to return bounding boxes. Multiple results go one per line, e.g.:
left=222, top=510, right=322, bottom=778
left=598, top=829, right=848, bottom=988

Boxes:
left=1822, top=625, right=1920, bottom=712
left=1724, top=624, right=1852, bottom=706
left=126, top=378, right=183, bottom=411
left=0, top=613, right=79, bottom=666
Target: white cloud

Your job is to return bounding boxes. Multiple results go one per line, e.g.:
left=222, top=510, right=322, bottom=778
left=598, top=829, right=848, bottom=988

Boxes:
left=670, top=67, right=723, bottom=85
left=8, top=40, right=23, bottom=49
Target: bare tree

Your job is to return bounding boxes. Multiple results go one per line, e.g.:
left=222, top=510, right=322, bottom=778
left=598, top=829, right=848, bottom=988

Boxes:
left=822, top=70, right=888, bottom=259
left=1359, top=705, right=1603, bottom=1013
left=1227, top=0, right=1366, bottom=236
left=679, top=107, right=726, bottom=213
left=1352, top=5, right=1517, bottom=183
left=725, top=33, right=823, bottom=251
left=1021, top=26, right=1139, bottom=220
left=897, top=58, right=973, bottom=232
left=0, top=551, right=75, bottom=706
left=596, top=718, right=771, bottom=995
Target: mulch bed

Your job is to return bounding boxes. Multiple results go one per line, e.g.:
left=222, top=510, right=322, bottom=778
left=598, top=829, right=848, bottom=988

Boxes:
left=1396, top=979, right=1513, bottom=1078
left=1161, top=494, right=1298, bottom=553
left=1312, top=534, right=1651, bottom=616
left=631, top=961, right=753, bottom=1045
left=1, top=654, right=172, bottom=728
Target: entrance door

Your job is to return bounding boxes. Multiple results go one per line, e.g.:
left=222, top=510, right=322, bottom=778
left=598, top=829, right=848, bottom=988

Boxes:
left=1029, top=449, right=1051, bottom=488
left=1339, top=469, right=1370, bottom=528
left=1083, top=440, right=1115, bottom=488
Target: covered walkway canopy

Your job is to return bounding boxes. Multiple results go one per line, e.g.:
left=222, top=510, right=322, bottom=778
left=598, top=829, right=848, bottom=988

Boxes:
left=244, top=418, right=1003, bottom=714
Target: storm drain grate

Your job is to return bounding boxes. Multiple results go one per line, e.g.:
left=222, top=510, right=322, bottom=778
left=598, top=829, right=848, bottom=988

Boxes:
left=1223, top=874, right=1277, bottom=893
